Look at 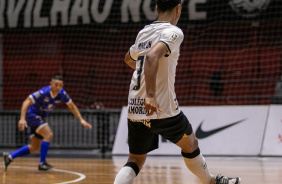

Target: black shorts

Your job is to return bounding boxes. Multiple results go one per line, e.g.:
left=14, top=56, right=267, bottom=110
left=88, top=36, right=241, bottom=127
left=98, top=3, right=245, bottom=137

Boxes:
left=128, top=111, right=193, bottom=155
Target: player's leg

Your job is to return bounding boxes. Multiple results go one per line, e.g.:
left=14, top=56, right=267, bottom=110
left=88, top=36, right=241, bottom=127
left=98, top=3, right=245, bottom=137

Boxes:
left=114, top=119, right=158, bottom=184
left=174, top=113, right=240, bottom=184
left=3, top=142, right=31, bottom=171
left=177, top=132, right=241, bottom=184
left=3, top=120, right=43, bottom=171
left=151, top=112, right=214, bottom=184
left=3, top=134, right=42, bottom=171
left=36, top=124, right=54, bottom=170
left=176, top=131, right=214, bottom=184
left=28, top=135, right=42, bottom=153
left=114, top=153, right=146, bottom=184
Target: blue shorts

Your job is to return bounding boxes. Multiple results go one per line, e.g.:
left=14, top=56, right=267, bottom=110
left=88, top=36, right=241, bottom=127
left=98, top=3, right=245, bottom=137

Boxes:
left=26, top=115, right=47, bottom=139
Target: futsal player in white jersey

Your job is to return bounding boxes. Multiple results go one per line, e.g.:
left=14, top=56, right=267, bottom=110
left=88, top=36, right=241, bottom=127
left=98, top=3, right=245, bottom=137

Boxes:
left=113, top=0, right=241, bottom=184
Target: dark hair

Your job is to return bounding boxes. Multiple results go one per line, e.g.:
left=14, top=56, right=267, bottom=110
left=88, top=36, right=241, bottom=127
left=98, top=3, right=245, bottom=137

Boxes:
left=52, top=75, right=63, bottom=81
left=156, top=0, right=181, bottom=12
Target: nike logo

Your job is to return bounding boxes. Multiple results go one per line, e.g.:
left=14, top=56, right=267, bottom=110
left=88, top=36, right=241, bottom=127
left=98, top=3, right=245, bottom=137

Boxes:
left=195, top=119, right=246, bottom=139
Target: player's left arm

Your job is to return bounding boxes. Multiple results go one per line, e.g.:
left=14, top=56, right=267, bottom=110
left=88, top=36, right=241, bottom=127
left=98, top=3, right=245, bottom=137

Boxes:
left=67, top=101, right=92, bottom=129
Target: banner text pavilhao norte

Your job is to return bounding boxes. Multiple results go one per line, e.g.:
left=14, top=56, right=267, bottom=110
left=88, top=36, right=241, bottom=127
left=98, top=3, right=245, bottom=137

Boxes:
left=0, top=0, right=208, bottom=29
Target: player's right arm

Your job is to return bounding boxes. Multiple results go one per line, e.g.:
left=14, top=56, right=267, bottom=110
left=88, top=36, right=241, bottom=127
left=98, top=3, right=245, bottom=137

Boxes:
left=144, top=42, right=167, bottom=118
left=18, top=97, right=33, bottom=131
left=125, top=50, right=136, bottom=69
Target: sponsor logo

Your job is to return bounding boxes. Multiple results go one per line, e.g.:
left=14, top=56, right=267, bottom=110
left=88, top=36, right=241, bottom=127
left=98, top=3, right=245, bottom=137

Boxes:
left=130, top=119, right=151, bottom=128
left=229, top=0, right=271, bottom=18
left=278, top=134, right=282, bottom=143
left=279, top=119, right=282, bottom=143
left=203, top=162, right=207, bottom=169
left=47, top=104, right=53, bottom=109
left=34, top=91, right=41, bottom=98
left=195, top=119, right=246, bottom=139
left=128, top=98, right=148, bottom=115
left=35, top=116, right=43, bottom=121
left=44, top=97, right=49, bottom=102
left=174, top=98, right=179, bottom=110
left=138, top=41, right=152, bottom=50
left=169, top=32, right=179, bottom=43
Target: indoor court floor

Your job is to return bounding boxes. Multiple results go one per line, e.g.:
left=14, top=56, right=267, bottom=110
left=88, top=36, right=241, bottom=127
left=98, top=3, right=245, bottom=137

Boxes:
left=1, top=156, right=282, bottom=184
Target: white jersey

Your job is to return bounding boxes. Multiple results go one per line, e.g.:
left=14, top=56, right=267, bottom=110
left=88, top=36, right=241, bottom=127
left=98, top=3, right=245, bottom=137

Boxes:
left=128, top=22, right=184, bottom=120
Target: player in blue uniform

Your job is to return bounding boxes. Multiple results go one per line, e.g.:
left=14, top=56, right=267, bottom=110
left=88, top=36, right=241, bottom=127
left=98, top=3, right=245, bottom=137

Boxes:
left=3, top=75, right=92, bottom=171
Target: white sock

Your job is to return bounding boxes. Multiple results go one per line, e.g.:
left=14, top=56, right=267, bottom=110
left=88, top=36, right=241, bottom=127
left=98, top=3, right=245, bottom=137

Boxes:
left=114, top=166, right=136, bottom=184
left=183, top=154, right=213, bottom=184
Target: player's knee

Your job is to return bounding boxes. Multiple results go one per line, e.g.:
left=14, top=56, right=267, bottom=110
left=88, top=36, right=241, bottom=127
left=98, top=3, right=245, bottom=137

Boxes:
left=48, top=132, right=54, bottom=140
left=180, top=136, right=199, bottom=153
left=44, top=132, right=53, bottom=141
left=183, top=144, right=198, bottom=153
left=192, top=137, right=199, bottom=148
left=128, top=154, right=147, bottom=170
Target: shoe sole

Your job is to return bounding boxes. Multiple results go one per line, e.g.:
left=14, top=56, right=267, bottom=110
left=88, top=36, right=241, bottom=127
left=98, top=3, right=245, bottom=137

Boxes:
left=38, top=167, right=53, bottom=171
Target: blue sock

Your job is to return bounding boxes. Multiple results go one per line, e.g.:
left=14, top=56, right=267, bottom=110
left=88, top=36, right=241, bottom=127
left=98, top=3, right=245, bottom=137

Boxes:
left=40, top=141, right=50, bottom=164
left=10, top=145, right=30, bottom=159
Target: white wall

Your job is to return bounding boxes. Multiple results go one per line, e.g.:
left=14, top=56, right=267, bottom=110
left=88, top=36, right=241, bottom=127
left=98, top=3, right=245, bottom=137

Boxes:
left=261, top=105, right=282, bottom=156
left=113, top=105, right=282, bottom=156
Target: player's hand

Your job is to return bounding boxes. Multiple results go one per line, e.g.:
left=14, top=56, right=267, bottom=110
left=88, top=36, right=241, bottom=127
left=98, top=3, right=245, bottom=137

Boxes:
left=18, top=119, right=27, bottom=131
left=81, top=119, right=92, bottom=129
left=145, top=96, right=162, bottom=119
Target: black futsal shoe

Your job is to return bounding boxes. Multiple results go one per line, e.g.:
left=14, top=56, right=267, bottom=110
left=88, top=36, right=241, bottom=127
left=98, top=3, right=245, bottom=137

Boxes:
left=215, top=175, right=241, bottom=184
left=3, top=152, right=12, bottom=171
left=38, top=161, right=53, bottom=171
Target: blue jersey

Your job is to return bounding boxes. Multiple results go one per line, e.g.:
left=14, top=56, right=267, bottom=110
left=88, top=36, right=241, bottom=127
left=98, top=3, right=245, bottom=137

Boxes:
left=27, top=85, right=72, bottom=118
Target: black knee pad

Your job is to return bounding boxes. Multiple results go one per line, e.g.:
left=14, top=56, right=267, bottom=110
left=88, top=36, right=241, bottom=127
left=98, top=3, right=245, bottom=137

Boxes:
left=124, top=162, right=140, bottom=176
left=181, top=147, right=200, bottom=159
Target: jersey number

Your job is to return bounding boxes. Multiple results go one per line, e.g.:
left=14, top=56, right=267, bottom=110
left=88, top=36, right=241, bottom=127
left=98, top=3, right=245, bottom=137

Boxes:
left=133, top=56, right=145, bottom=90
